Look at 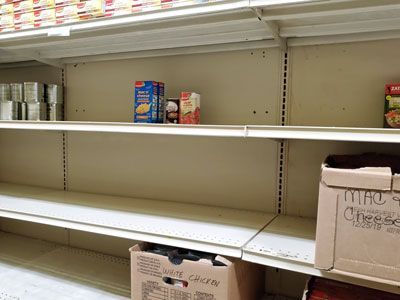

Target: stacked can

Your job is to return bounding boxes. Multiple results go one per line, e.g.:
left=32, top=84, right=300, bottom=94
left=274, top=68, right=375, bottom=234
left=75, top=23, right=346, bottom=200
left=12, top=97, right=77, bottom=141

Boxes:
left=10, top=83, right=25, bottom=120
left=46, top=84, right=64, bottom=121
left=24, top=82, right=47, bottom=121
left=0, top=83, right=19, bottom=120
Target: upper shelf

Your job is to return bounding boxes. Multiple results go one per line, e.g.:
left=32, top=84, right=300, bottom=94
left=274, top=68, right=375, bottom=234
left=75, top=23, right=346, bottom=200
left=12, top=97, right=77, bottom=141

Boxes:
left=1, top=121, right=400, bottom=143
left=1, top=0, right=400, bottom=65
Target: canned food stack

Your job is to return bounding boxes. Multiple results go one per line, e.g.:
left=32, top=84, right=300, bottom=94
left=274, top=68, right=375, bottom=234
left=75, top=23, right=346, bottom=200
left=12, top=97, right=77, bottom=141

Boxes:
left=24, top=82, right=47, bottom=121
left=0, top=83, right=19, bottom=120
left=10, top=83, right=26, bottom=120
left=46, top=84, right=64, bottom=121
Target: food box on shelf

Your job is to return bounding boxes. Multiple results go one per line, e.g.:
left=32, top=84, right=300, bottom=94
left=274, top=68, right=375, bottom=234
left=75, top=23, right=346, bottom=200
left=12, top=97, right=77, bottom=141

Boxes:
left=161, top=0, right=204, bottom=9
left=0, top=13, right=14, bottom=31
left=104, top=0, right=141, bottom=16
left=55, top=3, right=79, bottom=23
left=55, top=0, right=79, bottom=7
left=14, top=11, right=34, bottom=29
left=384, top=83, right=400, bottom=128
left=77, top=0, right=105, bottom=19
left=134, top=80, right=159, bottom=123
left=0, top=0, right=13, bottom=5
left=34, top=8, right=56, bottom=27
left=141, top=0, right=160, bottom=11
left=0, top=3, right=14, bottom=15
left=179, top=91, right=200, bottom=124
left=33, top=0, right=55, bottom=9
left=130, top=243, right=265, bottom=300
left=13, top=0, right=34, bottom=13
left=315, top=153, right=400, bottom=285
left=157, top=81, right=164, bottom=123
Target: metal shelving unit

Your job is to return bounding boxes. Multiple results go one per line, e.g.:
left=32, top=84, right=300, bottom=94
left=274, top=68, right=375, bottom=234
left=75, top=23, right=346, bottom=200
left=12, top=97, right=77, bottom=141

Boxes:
left=1, top=0, right=400, bottom=298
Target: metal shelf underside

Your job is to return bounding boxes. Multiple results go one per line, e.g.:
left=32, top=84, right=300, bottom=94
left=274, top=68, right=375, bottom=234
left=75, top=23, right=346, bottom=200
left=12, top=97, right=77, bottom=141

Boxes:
left=0, top=183, right=273, bottom=258
left=0, top=121, right=399, bottom=143
left=1, top=0, right=400, bottom=64
left=0, top=231, right=130, bottom=300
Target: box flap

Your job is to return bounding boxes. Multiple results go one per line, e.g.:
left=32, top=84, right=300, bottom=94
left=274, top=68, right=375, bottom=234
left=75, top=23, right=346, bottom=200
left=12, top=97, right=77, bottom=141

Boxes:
left=321, top=166, right=392, bottom=191
left=314, top=183, right=338, bottom=270
left=129, top=242, right=148, bottom=252
left=393, top=175, right=400, bottom=192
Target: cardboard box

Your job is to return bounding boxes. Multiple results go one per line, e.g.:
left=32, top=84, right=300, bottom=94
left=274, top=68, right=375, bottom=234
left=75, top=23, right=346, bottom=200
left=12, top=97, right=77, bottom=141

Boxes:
left=77, top=0, right=104, bottom=18
left=55, top=0, right=79, bottom=7
left=384, top=83, right=400, bottom=128
left=0, top=13, right=14, bottom=31
left=179, top=91, right=200, bottom=124
left=55, top=4, right=79, bottom=23
left=315, top=154, right=400, bottom=285
left=104, top=0, right=141, bottom=16
left=134, top=81, right=158, bottom=123
left=130, top=243, right=264, bottom=300
left=13, top=0, right=34, bottom=13
left=157, top=81, right=164, bottom=123
left=0, top=3, right=14, bottom=15
left=14, top=11, right=35, bottom=29
left=33, top=0, right=55, bottom=9
left=34, top=8, right=56, bottom=27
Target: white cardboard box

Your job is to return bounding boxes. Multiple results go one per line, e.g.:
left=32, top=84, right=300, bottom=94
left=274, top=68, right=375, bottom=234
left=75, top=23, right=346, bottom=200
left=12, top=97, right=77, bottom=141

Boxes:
left=130, top=243, right=264, bottom=300
left=315, top=159, right=400, bottom=285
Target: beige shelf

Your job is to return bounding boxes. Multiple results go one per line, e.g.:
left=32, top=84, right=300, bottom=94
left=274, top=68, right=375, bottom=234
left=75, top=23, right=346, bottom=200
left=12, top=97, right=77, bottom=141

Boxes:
left=243, top=215, right=400, bottom=294
left=0, top=231, right=130, bottom=299
left=0, top=121, right=400, bottom=143
left=0, top=182, right=274, bottom=258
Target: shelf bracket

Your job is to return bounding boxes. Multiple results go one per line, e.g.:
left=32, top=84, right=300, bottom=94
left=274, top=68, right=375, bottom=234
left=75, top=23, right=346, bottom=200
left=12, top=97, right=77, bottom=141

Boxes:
left=252, top=8, right=287, bottom=52
left=0, top=48, right=64, bottom=69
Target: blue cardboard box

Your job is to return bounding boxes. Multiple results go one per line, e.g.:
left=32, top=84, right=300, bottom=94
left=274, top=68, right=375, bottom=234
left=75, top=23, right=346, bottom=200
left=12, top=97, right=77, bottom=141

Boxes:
left=157, top=82, right=165, bottom=123
left=134, top=81, right=158, bottom=123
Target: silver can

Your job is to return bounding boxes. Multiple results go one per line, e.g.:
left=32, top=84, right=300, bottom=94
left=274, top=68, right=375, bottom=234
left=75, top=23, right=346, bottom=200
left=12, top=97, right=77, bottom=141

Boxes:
left=10, top=83, right=24, bottom=102
left=0, top=84, right=10, bottom=102
left=24, top=82, right=45, bottom=103
left=27, top=102, right=47, bottom=121
left=0, top=101, right=19, bottom=120
left=20, top=102, right=27, bottom=120
left=47, top=103, right=64, bottom=121
left=46, top=84, right=63, bottom=104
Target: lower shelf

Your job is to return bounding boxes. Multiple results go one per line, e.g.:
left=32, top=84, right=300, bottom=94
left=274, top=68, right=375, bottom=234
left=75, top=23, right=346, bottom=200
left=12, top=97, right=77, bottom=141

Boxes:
left=0, top=231, right=130, bottom=300
left=0, top=183, right=274, bottom=258
left=243, top=215, right=400, bottom=294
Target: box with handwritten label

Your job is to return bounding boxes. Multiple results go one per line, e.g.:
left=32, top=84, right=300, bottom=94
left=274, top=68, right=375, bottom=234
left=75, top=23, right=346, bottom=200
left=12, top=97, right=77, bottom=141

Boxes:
left=315, top=153, right=400, bottom=285
left=130, top=243, right=264, bottom=300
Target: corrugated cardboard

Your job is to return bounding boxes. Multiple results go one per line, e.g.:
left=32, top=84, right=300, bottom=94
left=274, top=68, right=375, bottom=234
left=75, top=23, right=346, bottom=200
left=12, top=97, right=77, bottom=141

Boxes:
left=315, top=161, right=400, bottom=285
left=130, top=243, right=264, bottom=300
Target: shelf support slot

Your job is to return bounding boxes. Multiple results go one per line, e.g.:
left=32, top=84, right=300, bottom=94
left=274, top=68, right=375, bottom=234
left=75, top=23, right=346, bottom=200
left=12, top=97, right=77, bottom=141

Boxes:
left=253, top=8, right=287, bottom=52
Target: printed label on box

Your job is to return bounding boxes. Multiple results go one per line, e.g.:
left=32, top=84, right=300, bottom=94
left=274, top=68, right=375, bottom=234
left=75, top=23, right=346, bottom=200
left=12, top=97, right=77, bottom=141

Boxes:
left=179, top=92, right=200, bottom=124
left=134, top=81, right=158, bottom=123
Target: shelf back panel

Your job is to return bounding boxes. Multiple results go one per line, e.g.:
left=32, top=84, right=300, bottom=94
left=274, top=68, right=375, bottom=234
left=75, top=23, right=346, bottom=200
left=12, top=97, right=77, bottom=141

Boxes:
left=287, top=39, right=400, bottom=217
